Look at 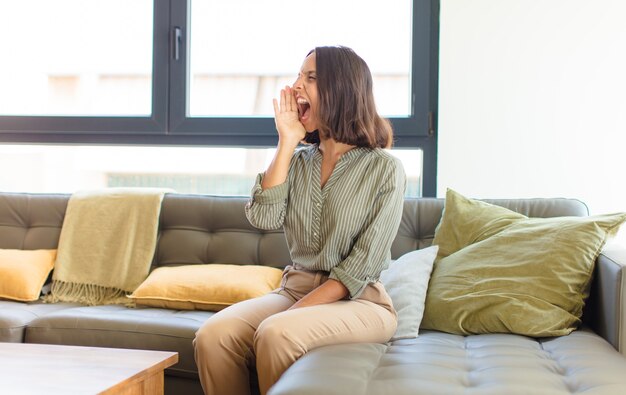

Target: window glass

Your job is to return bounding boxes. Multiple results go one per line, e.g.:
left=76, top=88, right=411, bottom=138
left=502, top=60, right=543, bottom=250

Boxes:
left=188, top=0, right=412, bottom=117
left=0, top=0, right=153, bottom=116
left=0, top=145, right=422, bottom=197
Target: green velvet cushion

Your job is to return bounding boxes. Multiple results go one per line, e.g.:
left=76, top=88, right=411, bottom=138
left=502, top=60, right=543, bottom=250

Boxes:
left=432, top=188, right=526, bottom=261
left=421, top=189, right=626, bottom=337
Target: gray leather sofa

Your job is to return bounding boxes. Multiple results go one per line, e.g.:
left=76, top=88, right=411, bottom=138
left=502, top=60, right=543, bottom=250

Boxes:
left=1, top=191, right=626, bottom=395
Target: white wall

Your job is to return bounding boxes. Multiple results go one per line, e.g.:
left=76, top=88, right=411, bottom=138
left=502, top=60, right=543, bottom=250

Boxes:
left=438, top=0, right=626, bottom=221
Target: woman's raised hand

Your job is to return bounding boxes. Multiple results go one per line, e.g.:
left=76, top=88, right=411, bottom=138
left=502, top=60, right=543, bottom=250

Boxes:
left=273, top=86, right=306, bottom=149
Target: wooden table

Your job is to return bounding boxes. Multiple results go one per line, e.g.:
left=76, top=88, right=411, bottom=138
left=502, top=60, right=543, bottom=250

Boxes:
left=0, top=342, right=178, bottom=395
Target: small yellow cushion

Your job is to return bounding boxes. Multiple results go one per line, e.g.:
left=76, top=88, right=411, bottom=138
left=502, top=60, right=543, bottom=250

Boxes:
left=0, top=249, right=57, bottom=302
left=129, top=264, right=283, bottom=311
left=421, top=189, right=626, bottom=337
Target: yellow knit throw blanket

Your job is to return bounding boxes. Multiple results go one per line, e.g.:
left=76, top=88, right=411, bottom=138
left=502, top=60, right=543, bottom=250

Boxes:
left=45, top=188, right=170, bottom=306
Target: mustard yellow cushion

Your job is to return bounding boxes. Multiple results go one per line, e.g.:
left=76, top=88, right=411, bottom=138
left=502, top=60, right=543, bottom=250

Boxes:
left=421, top=189, right=626, bottom=337
left=0, top=249, right=57, bottom=302
left=129, top=264, right=283, bottom=311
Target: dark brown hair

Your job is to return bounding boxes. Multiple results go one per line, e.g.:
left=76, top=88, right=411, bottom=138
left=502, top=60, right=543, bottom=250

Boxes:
left=303, top=46, right=393, bottom=148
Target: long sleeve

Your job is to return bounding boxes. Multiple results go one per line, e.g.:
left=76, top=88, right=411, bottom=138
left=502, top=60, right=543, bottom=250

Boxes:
left=244, top=173, right=289, bottom=230
left=328, top=160, right=406, bottom=299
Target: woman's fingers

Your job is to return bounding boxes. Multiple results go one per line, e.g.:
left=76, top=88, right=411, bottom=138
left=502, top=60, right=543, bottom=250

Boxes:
left=282, top=86, right=298, bottom=113
left=279, top=88, right=286, bottom=112
left=282, top=87, right=289, bottom=112
left=276, top=87, right=297, bottom=114
left=286, top=86, right=294, bottom=112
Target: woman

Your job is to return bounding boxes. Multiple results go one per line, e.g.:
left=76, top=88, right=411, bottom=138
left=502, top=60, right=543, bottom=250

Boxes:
left=194, top=46, right=406, bottom=395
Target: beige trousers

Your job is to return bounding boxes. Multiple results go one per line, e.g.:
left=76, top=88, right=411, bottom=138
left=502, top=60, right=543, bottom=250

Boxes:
left=193, top=265, right=397, bottom=395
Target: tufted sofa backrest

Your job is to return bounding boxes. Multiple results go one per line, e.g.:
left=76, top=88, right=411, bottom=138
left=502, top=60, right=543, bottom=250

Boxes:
left=0, top=192, right=590, bottom=267
left=0, top=193, right=68, bottom=250
left=155, top=194, right=291, bottom=269
left=392, top=197, right=590, bottom=255
left=0, top=191, right=597, bottom=323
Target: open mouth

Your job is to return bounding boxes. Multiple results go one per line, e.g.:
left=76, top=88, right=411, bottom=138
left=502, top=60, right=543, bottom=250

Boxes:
left=297, top=97, right=311, bottom=122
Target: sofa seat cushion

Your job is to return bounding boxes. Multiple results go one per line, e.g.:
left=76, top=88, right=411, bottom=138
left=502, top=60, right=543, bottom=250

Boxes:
left=0, top=300, right=80, bottom=342
left=269, top=328, right=626, bottom=395
left=24, top=305, right=213, bottom=377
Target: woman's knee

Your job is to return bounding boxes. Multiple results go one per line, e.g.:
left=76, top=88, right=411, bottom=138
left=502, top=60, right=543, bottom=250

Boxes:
left=253, top=314, right=302, bottom=355
left=194, top=314, right=254, bottom=355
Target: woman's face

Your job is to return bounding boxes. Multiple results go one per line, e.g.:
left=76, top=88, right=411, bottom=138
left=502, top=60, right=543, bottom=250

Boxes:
left=292, top=53, right=319, bottom=132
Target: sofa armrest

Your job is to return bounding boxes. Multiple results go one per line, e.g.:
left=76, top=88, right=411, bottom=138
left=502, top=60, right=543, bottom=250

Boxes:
left=589, top=243, right=626, bottom=356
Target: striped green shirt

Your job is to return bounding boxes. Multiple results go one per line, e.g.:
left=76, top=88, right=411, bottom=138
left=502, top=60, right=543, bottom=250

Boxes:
left=245, top=144, right=406, bottom=299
